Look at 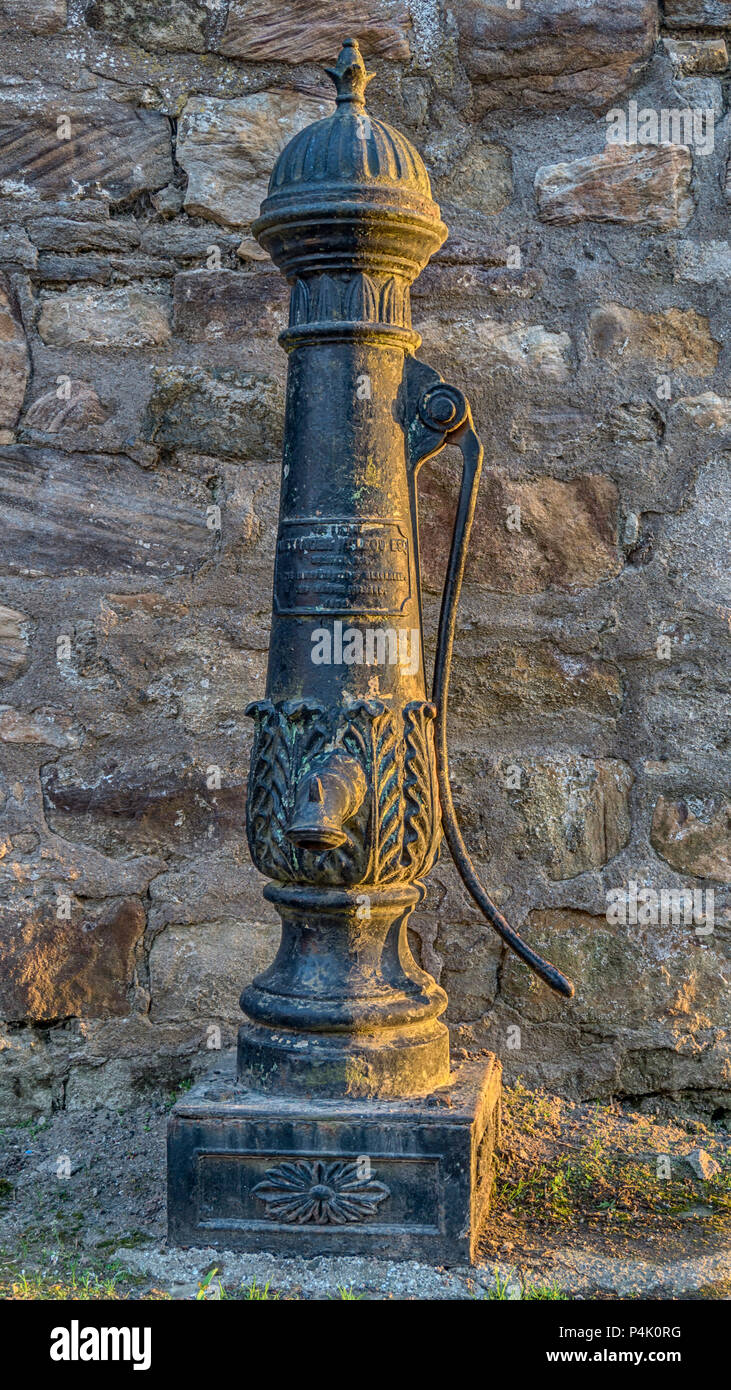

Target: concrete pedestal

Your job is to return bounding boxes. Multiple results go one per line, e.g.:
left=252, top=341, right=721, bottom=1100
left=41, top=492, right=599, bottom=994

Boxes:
left=167, top=1055, right=501, bottom=1266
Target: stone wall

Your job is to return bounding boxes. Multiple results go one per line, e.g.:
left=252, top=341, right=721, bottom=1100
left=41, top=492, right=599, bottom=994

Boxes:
left=0, top=0, right=728, bottom=1120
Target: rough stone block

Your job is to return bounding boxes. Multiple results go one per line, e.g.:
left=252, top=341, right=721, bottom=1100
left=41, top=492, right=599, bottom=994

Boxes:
left=417, top=469, right=620, bottom=595
left=0, top=98, right=173, bottom=205
left=0, top=704, right=79, bottom=747
left=514, top=757, right=634, bottom=880
left=149, top=920, right=280, bottom=1024
left=38, top=286, right=171, bottom=347
left=589, top=305, right=720, bottom=372
left=456, top=0, right=657, bottom=111
left=144, top=366, right=284, bottom=460
left=535, top=144, right=693, bottom=230
left=501, top=909, right=730, bottom=1038
left=0, top=227, right=36, bottom=267
left=651, top=796, right=730, bottom=881
left=0, top=603, right=28, bottom=681
left=220, top=0, right=411, bottom=62
left=42, top=756, right=248, bottom=858
left=0, top=274, right=28, bottom=430
left=22, top=381, right=107, bottom=433
left=0, top=895, right=144, bottom=1022
left=674, top=391, right=731, bottom=433
left=0, top=0, right=65, bottom=34
left=449, top=643, right=623, bottom=735
left=27, top=216, right=141, bottom=253
left=671, top=240, right=731, bottom=289
left=663, top=0, right=731, bottom=28
left=433, top=141, right=513, bottom=216
left=173, top=268, right=287, bottom=342
left=177, top=91, right=333, bottom=227
left=86, top=0, right=221, bottom=52
left=0, top=445, right=213, bottom=577
left=662, top=37, right=729, bottom=74
left=419, top=315, right=572, bottom=382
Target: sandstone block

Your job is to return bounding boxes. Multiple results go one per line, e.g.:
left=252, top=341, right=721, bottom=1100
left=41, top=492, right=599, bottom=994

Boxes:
left=86, top=0, right=220, bottom=52
left=38, top=287, right=171, bottom=348
left=28, top=217, right=141, bottom=254
left=178, top=91, right=333, bottom=227
left=0, top=604, right=28, bottom=681
left=450, top=643, right=622, bottom=734
left=0, top=0, right=65, bottom=34
left=149, top=919, right=280, bottom=1023
left=0, top=228, right=37, bottom=267
left=674, top=391, right=731, bottom=433
left=220, top=0, right=411, bottom=62
left=172, top=268, right=287, bottom=342
left=0, top=705, right=80, bottom=748
left=589, top=305, right=720, bottom=372
left=144, top=365, right=284, bottom=460
left=420, top=315, right=572, bottom=381
left=434, top=142, right=512, bottom=217
left=0, top=274, right=28, bottom=430
left=651, top=796, right=730, bottom=881
left=0, top=896, right=144, bottom=1022
left=22, top=381, right=107, bottom=433
left=0, top=446, right=213, bottom=577
left=41, top=757, right=247, bottom=858
left=499, top=909, right=730, bottom=1044
left=455, top=0, right=657, bottom=112
left=418, top=470, right=620, bottom=595
left=0, top=98, right=172, bottom=205
left=515, top=757, right=633, bottom=880
left=535, top=145, right=693, bottom=230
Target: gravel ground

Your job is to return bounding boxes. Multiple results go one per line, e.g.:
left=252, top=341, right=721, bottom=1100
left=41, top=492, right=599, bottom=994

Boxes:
left=1, top=1081, right=729, bottom=1300
left=112, top=1238, right=731, bottom=1301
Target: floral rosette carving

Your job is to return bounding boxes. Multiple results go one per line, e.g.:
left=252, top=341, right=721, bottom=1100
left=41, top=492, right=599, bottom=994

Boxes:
left=253, top=1159, right=390, bottom=1225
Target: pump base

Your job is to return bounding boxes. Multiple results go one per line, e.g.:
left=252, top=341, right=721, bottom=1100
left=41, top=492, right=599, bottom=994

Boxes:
left=167, top=1055, right=501, bottom=1265
left=237, top=1017, right=450, bottom=1099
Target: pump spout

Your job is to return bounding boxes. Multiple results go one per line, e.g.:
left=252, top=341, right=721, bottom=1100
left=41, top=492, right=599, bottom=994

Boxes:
left=286, top=752, right=367, bottom=853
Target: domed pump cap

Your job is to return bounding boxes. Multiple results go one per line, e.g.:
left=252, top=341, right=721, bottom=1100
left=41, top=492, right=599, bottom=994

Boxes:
left=252, top=38, right=447, bottom=285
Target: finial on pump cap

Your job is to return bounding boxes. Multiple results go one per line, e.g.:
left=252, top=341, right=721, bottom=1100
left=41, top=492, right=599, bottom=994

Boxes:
left=325, top=38, right=375, bottom=108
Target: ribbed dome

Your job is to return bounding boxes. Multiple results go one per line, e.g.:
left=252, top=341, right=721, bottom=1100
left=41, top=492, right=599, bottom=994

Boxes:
left=268, top=107, right=433, bottom=201
left=264, top=37, right=433, bottom=206
left=253, top=40, right=446, bottom=294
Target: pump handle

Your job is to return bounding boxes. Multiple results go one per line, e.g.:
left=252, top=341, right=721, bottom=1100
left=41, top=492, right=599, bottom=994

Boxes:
left=410, top=374, right=574, bottom=999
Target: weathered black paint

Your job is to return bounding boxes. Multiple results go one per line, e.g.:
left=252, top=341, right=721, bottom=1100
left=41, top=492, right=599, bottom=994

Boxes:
left=168, top=39, right=570, bottom=1261
left=236, top=38, right=571, bottom=1104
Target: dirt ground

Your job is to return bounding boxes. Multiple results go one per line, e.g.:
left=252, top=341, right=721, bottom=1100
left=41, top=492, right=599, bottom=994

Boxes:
left=0, top=1076, right=729, bottom=1300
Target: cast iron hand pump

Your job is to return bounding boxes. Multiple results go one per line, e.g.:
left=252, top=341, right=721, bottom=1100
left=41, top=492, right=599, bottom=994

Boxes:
left=168, top=38, right=574, bottom=1261
left=240, top=39, right=572, bottom=1100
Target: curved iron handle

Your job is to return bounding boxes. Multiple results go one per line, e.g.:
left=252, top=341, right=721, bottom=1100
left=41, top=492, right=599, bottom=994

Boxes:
left=407, top=369, right=574, bottom=999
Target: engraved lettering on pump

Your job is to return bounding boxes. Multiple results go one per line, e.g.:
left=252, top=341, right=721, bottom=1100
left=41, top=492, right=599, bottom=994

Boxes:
left=274, top=517, right=411, bottom=615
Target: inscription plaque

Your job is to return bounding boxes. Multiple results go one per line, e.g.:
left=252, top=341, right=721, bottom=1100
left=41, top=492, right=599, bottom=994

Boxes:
left=274, top=517, right=411, bottom=616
